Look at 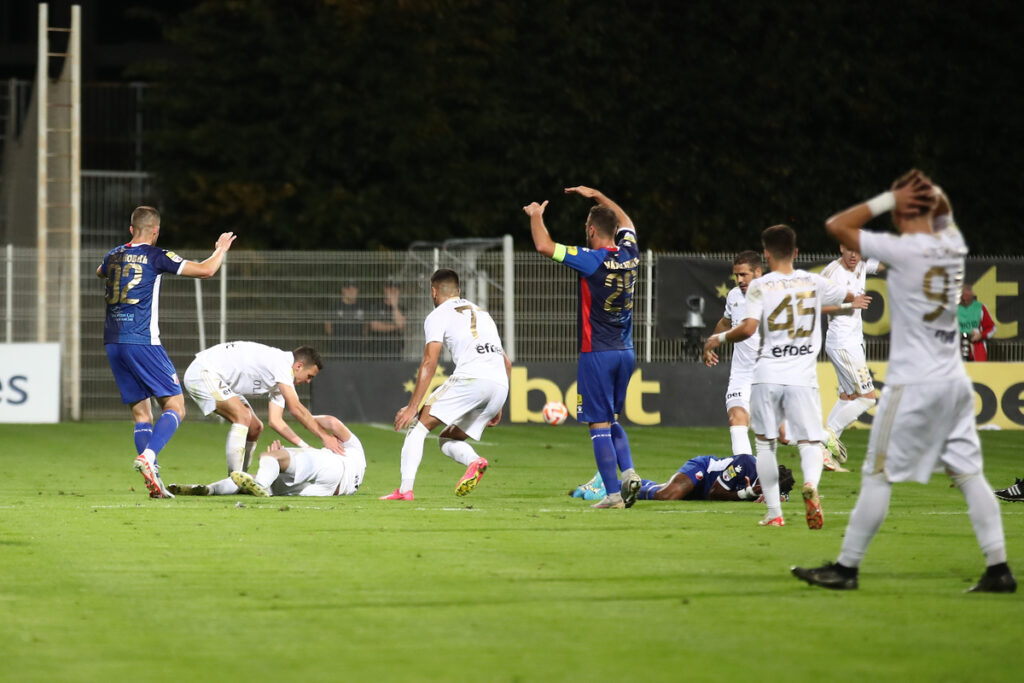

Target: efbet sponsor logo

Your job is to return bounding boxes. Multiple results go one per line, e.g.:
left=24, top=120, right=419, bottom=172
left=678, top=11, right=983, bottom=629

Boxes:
left=507, top=367, right=661, bottom=425
left=771, top=344, right=814, bottom=358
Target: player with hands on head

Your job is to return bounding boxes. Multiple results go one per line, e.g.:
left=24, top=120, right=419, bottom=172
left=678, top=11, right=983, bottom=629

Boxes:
left=382, top=269, right=510, bottom=501
left=703, top=225, right=868, bottom=529
left=98, top=205, right=236, bottom=498
left=792, top=170, right=1015, bottom=593
left=524, top=186, right=643, bottom=509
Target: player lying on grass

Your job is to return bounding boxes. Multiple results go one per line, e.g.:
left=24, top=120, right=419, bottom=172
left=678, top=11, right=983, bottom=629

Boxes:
left=572, top=455, right=795, bottom=504
left=168, top=415, right=364, bottom=497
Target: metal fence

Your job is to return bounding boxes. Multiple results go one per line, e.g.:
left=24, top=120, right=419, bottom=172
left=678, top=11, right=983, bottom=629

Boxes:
left=2, top=246, right=1021, bottom=420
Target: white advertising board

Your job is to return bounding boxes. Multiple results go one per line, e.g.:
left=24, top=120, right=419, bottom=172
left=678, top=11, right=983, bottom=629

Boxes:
left=0, top=343, right=61, bottom=423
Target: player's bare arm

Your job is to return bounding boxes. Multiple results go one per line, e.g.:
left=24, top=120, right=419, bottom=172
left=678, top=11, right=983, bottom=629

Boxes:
left=703, top=317, right=758, bottom=366
left=279, top=383, right=343, bottom=454
left=395, top=341, right=443, bottom=432
left=179, top=232, right=237, bottom=278
left=267, top=400, right=308, bottom=447
left=564, top=186, right=634, bottom=229
left=826, top=172, right=934, bottom=250
left=523, top=200, right=556, bottom=258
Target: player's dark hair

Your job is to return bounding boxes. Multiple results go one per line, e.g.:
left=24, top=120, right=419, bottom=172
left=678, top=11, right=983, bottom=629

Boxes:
left=131, top=205, right=160, bottom=231
left=761, top=224, right=796, bottom=260
left=430, top=269, right=461, bottom=298
left=733, top=250, right=762, bottom=271
left=777, top=465, right=795, bottom=497
left=293, top=346, right=323, bottom=370
left=587, top=206, right=617, bottom=238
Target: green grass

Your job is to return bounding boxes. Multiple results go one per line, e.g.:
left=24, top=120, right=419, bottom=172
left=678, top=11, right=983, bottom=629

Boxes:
left=1, top=421, right=1021, bottom=682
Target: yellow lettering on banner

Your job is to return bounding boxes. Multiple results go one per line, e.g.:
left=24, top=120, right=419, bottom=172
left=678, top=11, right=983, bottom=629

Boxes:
left=624, top=368, right=661, bottom=425
left=972, top=266, right=1018, bottom=338
left=862, top=276, right=890, bottom=336
left=509, top=367, right=563, bottom=423
left=817, top=361, right=1024, bottom=430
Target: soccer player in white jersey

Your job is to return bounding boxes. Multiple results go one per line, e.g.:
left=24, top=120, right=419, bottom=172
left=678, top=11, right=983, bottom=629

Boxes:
left=182, top=342, right=343, bottom=493
left=703, top=250, right=762, bottom=456
left=793, top=171, right=1015, bottom=593
left=169, top=415, right=365, bottom=498
left=820, top=244, right=884, bottom=460
left=704, top=225, right=867, bottom=529
left=381, top=269, right=511, bottom=500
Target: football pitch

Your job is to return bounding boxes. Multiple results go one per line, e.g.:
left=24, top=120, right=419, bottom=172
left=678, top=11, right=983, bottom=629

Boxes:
left=1, top=421, right=1020, bottom=682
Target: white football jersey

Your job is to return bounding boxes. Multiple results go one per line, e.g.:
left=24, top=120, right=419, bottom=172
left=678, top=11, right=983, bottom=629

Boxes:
left=423, top=298, right=508, bottom=386
left=821, top=256, right=880, bottom=349
left=724, top=286, right=760, bottom=372
left=744, top=270, right=847, bottom=386
left=192, top=341, right=295, bottom=406
left=859, top=225, right=968, bottom=385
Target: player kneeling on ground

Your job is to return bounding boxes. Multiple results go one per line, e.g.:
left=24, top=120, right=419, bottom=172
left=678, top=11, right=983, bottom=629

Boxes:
left=575, top=455, right=794, bottom=505
left=169, top=415, right=364, bottom=497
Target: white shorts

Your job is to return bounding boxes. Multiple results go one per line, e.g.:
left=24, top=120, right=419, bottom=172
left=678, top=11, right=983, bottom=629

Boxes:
left=750, top=383, right=824, bottom=442
left=272, top=436, right=367, bottom=496
left=725, top=367, right=753, bottom=413
left=424, top=376, right=508, bottom=440
left=863, top=376, right=982, bottom=484
left=182, top=361, right=252, bottom=416
left=826, top=344, right=875, bottom=396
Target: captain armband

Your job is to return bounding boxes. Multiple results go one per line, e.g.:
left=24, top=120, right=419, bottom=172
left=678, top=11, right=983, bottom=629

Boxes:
left=551, top=243, right=568, bottom=263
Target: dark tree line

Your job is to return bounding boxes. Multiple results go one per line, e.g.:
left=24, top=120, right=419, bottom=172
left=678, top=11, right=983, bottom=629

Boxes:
left=133, top=0, right=1024, bottom=253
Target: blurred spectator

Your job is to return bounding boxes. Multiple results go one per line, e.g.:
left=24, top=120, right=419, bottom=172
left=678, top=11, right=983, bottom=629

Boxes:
left=958, top=283, right=995, bottom=361
left=368, top=279, right=407, bottom=359
left=324, top=281, right=367, bottom=359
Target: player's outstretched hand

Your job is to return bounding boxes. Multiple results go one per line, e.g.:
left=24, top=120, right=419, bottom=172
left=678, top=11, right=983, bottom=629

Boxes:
left=322, top=433, right=345, bottom=455
left=394, top=405, right=418, bottom=432
left=702, top=337, right=720, bottom=367
left=216, top=232, right=237, bottom=252
left=564, top=186, right=600, bottom=199
left=522, top=200, right=548, bottom=218
left=487, top=408, right=503, bottom=427
left=851, top=293, right=872, bottom=310
left=267, top=439, right=282, bottom=452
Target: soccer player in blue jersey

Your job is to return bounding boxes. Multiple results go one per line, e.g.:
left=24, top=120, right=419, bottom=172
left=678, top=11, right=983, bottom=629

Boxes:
left=524, top=186, right=642, bottom=509
left=97, top=206, right=236, bottom=498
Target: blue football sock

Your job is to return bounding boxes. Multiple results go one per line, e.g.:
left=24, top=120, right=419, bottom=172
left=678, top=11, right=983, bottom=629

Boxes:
left=590, top=427, right=619, bottom=495
left=146, top=410, right=182, bottom=460
left=638, top=478, right=661, bottom=500
left=610, top=421, right=634, bottom=472
left=133, top=422, right=153, bottom=455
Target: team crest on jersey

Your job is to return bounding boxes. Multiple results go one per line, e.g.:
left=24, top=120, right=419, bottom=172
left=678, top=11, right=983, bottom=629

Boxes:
left=694, top=471, right=704, bottom=481
left=165, top=251, right=184, bottom=263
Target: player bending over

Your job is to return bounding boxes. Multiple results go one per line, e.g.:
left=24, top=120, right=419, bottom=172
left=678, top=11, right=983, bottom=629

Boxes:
left=169, top=415, right=364, bottom=497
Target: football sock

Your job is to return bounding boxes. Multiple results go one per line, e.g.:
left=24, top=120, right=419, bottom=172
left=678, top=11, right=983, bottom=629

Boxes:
left=838, top=472, right=892, bottom=568
left=729, top=425, right=752, bottom=455
left=798, top=442, right=824, bottom=489
left=207, top=477, right=239, bottom=495
left=610, top=422, right=634, bottom=472
left=590, top=427, right=619, bottom=495
left=399, top=421, right=430, bottom=493
left=255, top=455, right=281, bottom=489
left=755, top=437, right=782, bottom=518
left=826, top=397, right=876, bottom=437
left=133, top=422, right=152, bottom=455
left=637, top=478, right=662, bottom=500
left=953, top=472, right=1008, bottom=565
left=438, top=437, right=478, bottom=467
left=145, top=410, right=181, bottom=462
left=225, top=423, right=248, bottom=474
left=242, top=440, right=258, bottom=472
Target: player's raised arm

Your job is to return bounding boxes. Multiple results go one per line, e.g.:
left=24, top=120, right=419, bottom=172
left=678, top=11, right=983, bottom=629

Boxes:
left=565, top=186, right=634, bottom=230
left=826, top=171, right=935, bottom=251
left=179, top=232, right=237, bottom=279
left=523, top=200, right=556, bottom=258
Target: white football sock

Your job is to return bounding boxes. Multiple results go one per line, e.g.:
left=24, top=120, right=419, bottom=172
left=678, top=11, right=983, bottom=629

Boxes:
left=755, top=438, right=781, bottom=518
left=207, top=477, right=239, bottom=495
left=953, top=472, right=1008, bottom=565
left=439, top=437, right=479, bottom=467
left=729, top=425, right=752, bottom=455
left=255, top=455, right=281, bottom=490
left=242, top=440, right=258, bottom=472
left=799, top=442, right=824, bottom=489
left=838, top=472, right=892, bottom=568
left=400, top=422, right=430, bottom=493
left=225, top=423, right=248, bottom=474
left=827, top=397, right=877, bottom=437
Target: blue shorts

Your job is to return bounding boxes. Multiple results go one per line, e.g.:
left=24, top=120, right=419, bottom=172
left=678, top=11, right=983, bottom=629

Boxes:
left=105, top=343, right=182, bottom=404
left=576, top=349, right=635, bottom=423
